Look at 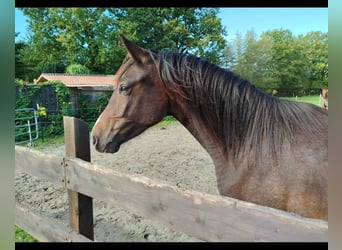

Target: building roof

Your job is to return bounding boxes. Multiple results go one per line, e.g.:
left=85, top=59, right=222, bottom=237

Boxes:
left=34, top=73, right=115, bottom=89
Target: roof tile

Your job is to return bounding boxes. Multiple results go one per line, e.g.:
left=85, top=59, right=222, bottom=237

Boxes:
left=34, top=73, right=115, bottom=87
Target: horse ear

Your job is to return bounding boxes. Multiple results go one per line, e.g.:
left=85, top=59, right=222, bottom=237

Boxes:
left=119, top=34, right=150, bottom=64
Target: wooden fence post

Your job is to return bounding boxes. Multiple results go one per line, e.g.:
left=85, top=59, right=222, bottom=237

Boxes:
left=63, top=116, right=94, bottom=241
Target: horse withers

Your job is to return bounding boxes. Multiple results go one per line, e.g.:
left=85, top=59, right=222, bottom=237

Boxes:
left=92, top=35, right=328, bottom=221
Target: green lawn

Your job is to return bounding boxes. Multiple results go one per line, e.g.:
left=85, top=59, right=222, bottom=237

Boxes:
left=281, top=95, right=323, bottom=107
left=15, top=226, right=38, bottom=242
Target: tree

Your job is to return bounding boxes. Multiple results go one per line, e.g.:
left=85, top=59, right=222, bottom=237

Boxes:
left=15, top=41, right=26, bottom=80
left=223, top=30, right=274, bottom=91
left=15, top=38, right=40, bottom=82
left=19, top=7, right=227, bottom=80
left=111, top=8, right=227, bottom=65
left=230, top=29, right=261, bottom=83
left=20, top=8, right=123, bottom=78
left=261, top=29, right=310, bottom=95
left=223, top=28, right=327, bottom=96
left=299, top=31, right=328, bottom=90
left=20, top=9, right=66, bottom=78
left=65, top=64, right=91, bottom=74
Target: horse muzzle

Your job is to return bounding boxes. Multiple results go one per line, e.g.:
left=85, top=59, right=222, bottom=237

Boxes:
left=92, top=134, right=121, bottom=153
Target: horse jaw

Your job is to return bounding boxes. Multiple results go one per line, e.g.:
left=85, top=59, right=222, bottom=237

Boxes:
left=92, top=118, right=149, bottom=154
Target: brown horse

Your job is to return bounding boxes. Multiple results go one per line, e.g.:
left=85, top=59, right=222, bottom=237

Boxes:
left=92, top=35, right=328, bottom=220
left=322, top=88, right=328, bottom=109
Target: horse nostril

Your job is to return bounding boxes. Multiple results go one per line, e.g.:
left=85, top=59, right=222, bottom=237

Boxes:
left=92, top=135, right=98, bottom=146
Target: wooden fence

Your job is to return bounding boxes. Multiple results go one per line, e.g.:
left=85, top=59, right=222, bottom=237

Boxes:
left=15, top=116, right=328, bottom=242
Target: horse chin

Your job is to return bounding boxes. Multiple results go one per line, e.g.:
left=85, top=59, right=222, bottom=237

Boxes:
left=94, top=144, right=114, bottom=153
left=97, top=127, right=147, bottom=154
left=103, top=142, right=121, bottom=153
left=94, top=137, right=121, bottom=154
left=94, top=123, right=150, bottom=154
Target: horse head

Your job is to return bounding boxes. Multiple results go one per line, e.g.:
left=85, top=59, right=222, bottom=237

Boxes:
left=91, top=35, right=169, bottom=153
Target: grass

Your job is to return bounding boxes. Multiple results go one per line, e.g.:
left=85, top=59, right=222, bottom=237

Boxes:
left=15, top=226, right=38, bottom=242
left=15, top=96, right=321, bottom=242
left=281, top=95, right=323, bottom=107
left=32, top=134, right=65, bottom=149
left=153, top=115, right=179, bottom=128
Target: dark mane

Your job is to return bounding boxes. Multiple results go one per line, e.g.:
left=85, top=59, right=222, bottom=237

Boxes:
left=153, top=51, right=327, bottom=164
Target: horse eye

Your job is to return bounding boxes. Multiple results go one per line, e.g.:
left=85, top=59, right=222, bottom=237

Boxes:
left=119, top=84, right=130, bottom=93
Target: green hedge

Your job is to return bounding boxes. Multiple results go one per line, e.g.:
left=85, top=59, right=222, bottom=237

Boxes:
left=15, top=81, right=111, bottom=139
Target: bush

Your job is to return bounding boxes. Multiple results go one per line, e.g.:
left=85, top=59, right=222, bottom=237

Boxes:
left=15, top=81, right=72, bottom=139
left=15, top=80, right=113, bottom=139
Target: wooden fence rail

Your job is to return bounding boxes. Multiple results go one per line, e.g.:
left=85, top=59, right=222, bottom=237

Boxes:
left=15, top=117, right=328, bottom=242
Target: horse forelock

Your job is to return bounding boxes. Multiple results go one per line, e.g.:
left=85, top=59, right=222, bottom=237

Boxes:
left=153, top=51, right=327, bottom=165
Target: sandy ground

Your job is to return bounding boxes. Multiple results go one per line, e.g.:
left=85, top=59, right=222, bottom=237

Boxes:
left=15, top=123, right=221, bottom=242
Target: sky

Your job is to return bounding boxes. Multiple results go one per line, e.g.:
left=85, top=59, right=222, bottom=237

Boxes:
left=15, top=7, right=328, bottom=42
left=218, top=8, right=328, bottom=41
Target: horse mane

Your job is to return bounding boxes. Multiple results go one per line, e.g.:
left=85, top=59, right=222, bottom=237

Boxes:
left=152, top=51, right=327, bottom=164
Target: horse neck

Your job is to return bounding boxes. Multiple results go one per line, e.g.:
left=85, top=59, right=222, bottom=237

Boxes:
left=169, top=99, right=236, bottom=187
left=172, top=100, right=244, bottom=193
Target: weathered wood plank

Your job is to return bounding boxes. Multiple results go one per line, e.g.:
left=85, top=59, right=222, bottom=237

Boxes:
left=14, top=145, right=328, bottom=242
left=15, top=145, right=65, bottom=188
left=63, top=116, right=94, bottom=241
left=63, top=116, right=90, bottom=162
left=64, top=156, right=328, bottom=242
left=15, top=204, right=93, bottom=242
